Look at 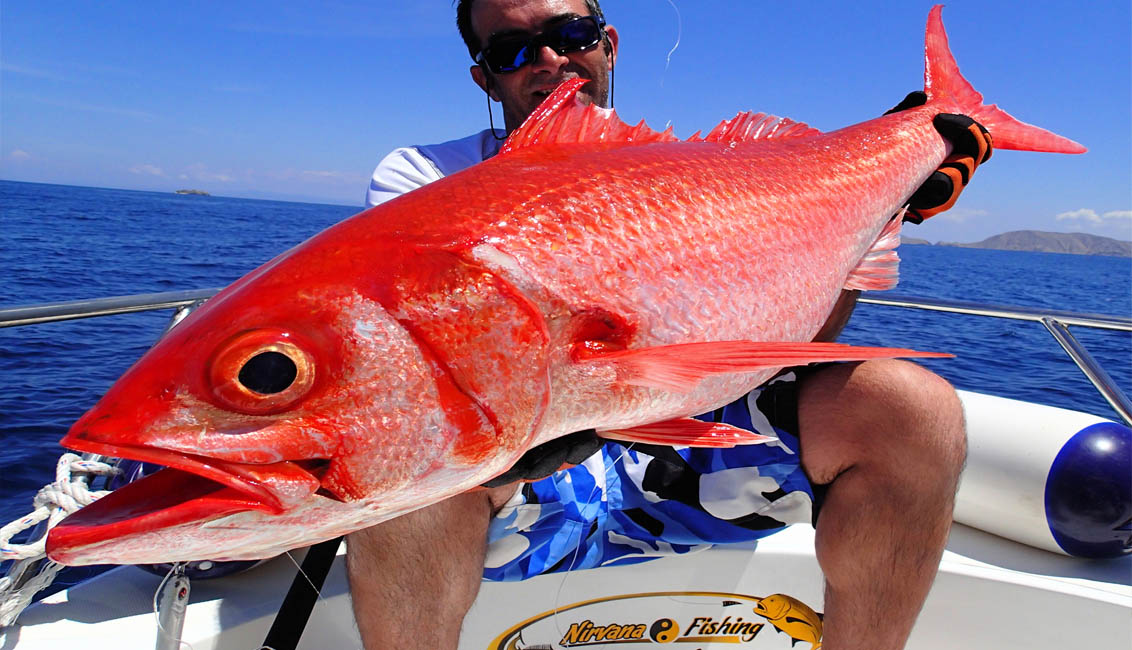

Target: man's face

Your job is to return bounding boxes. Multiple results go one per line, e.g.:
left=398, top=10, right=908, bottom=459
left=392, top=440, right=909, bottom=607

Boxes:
left=469, top=0, right=618, bottom=133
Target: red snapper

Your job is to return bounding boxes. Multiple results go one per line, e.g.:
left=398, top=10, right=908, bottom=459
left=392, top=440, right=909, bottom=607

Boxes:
left=47, top=7, right=1083, bottom=565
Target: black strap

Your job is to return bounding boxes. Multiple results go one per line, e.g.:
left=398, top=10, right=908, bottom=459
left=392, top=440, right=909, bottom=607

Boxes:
left=259, top=536, right=344, bottom=650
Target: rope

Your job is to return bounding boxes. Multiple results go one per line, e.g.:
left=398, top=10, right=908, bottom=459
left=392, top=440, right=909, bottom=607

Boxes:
left=0, top=453, right=120, bottom=627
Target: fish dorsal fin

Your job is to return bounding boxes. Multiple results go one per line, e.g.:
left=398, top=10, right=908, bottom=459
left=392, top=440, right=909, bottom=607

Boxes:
left=700, top=111, right=822, bottom=144
left=499, top=78, right=680, bottom=155
left=499, top=79, right=821, bottom=154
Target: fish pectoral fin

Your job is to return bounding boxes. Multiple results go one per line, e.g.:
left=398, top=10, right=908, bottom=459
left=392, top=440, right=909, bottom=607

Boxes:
left=589, top=340, right=951, bottom=393
left=598, top=418, right=774, bottom=448
left=845, top=213, right=903, bottom=291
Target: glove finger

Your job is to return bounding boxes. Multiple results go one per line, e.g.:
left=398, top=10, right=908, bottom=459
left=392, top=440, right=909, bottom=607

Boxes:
left=480, top=429, right=602, bottom=487
left=518, top=446, right=570, bottom=481
left=933, top=114, right=993, bottom=166
left=973, top=122, right=992, bottom=165
left=940, top=154, right=977, bottom=187
left=884, top=91, right=928, bottom=115
left=906, top=165, right=966, bottom=222
left=908, top=169, right=954, bottom=210
left=564, top=430, right=604, bottom=465
left=480, top=446, right=563, bottom=487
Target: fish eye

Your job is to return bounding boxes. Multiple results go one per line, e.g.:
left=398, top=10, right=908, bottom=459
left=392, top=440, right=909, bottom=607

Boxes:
left=209, top=330, right=316, bottom=415
left=238, top=351, right=298, bottom=395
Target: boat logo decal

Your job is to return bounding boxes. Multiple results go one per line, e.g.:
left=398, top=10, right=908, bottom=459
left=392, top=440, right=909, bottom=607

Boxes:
left=488, top=591, right=823, bottom=649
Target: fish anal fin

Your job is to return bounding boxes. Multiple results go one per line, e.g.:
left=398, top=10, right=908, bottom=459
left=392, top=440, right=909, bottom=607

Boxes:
left=845, top=215, right=902, bottom=291
left=701, top=111, right=822, bottom=145
left=499, top=79, right=681, bottom=154
left=591, top=340, right=951, bottom=393
left=599, top=418, right=774, bottom=449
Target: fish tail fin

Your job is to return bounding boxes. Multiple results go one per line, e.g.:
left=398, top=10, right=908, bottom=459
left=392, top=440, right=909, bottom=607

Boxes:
left=923, top=5, right=1086, bottom=154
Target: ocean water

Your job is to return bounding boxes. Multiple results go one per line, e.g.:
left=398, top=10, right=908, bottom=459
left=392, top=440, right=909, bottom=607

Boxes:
left=2, top=178, right=1130, bottom=540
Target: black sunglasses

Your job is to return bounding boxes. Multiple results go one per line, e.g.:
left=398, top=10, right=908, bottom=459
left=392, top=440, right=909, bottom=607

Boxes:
left=475, top=15, right=607, bottom=74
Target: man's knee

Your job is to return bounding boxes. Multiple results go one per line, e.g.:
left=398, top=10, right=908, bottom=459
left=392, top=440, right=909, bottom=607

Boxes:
left=798, top=359, right=966, bottom=484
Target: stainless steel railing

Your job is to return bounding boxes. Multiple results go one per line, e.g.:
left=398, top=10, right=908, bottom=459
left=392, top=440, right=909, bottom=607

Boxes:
left=2, top=289, right=1129, bottom=424
left=858, top=295, right=1132, bottom=331
left=0, top=288, right=222, bottom=328
left=859, top=294, right=1132, bottom=425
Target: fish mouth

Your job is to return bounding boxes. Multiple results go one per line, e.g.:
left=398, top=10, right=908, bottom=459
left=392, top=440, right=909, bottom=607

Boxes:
left=46, top=436, right=330, bottom=565
left=59, top=436, right=328, bottom=512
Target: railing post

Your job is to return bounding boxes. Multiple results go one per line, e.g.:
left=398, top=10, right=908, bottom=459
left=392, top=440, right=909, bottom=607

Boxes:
left=1041, top=317, right=1132, bottom=427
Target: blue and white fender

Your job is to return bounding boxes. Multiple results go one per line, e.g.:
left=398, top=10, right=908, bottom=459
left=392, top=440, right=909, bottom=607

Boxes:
left=954, top=390, right=1131, bottom=558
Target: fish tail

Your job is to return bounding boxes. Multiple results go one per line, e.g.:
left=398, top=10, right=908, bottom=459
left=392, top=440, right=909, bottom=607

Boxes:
left=923, top=5, right=1086, bottom=154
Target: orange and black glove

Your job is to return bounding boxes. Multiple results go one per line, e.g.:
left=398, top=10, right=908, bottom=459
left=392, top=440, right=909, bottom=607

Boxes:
left=886, top=91, right=993, bottom=224
left=480, top=429, right=604, bottom=487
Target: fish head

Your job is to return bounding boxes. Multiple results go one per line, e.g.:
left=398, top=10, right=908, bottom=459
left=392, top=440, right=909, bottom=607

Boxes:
left=48, top=237, right=551, bottom=565
left=754, top=594, right=790, bottom=620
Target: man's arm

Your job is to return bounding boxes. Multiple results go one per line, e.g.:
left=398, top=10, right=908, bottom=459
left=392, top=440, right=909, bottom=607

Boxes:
left=364, top=147, right=445, bottom=208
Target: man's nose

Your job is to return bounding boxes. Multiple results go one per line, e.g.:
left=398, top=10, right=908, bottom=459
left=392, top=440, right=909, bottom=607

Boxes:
left=529, top=45, right=569, bottom=73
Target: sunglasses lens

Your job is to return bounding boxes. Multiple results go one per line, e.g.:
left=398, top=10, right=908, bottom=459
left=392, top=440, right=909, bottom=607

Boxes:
left=482, top=16, right=603, bottom=74
left=548, top=18, right=601, bottom=52
left=485, top=41, right=531, bottom=73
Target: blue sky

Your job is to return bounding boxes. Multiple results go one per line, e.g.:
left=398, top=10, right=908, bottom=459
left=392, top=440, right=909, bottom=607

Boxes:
left=2, top=1, right=1129, bottom=243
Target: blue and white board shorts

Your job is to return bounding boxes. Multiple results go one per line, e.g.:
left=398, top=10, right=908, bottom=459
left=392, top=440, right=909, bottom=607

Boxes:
left=483, top=372, right=817, bottom=581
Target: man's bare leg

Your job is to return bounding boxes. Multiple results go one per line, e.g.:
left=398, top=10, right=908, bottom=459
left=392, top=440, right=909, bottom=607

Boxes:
left=798, top=359, right=966, bottom=650
left=347, top=485, right=517, bottom=649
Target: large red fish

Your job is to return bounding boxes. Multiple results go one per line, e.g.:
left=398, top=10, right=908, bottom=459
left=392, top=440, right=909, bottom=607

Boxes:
left=47, top=7, right=1083, bottom=565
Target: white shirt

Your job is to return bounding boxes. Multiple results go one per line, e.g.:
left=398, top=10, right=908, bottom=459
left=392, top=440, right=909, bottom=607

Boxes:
left=365, top=129, right=505, bottom=208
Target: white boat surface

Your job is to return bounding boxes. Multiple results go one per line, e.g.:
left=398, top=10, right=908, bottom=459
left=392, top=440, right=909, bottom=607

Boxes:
left=7, top=510, right=1130, bottom=648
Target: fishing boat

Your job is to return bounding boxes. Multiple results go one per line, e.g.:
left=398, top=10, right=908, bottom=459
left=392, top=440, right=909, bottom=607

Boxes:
left=0, top=289, right=1128, bottom=649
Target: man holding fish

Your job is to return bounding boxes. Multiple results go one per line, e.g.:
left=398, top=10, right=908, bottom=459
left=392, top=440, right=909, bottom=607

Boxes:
left=348, top=1, right=983, bottom=648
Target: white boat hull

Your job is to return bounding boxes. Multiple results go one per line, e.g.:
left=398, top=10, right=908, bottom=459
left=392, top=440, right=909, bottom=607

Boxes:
left=8, top=522, right=1130, bottom=649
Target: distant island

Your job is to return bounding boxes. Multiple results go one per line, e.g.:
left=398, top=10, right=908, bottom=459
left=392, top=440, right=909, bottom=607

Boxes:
left=175, top=189, right=210, bottom=196
left=901, top=230, right=1131, bottom=257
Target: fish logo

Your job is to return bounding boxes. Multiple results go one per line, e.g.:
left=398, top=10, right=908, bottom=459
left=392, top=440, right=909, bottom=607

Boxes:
left=754, top=594, right=823, bottom=649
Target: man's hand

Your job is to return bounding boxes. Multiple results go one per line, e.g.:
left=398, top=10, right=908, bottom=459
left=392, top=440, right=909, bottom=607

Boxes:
left=886, top=91, right=994, bottom=224
left=480, top=429, right=604, bottom=488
